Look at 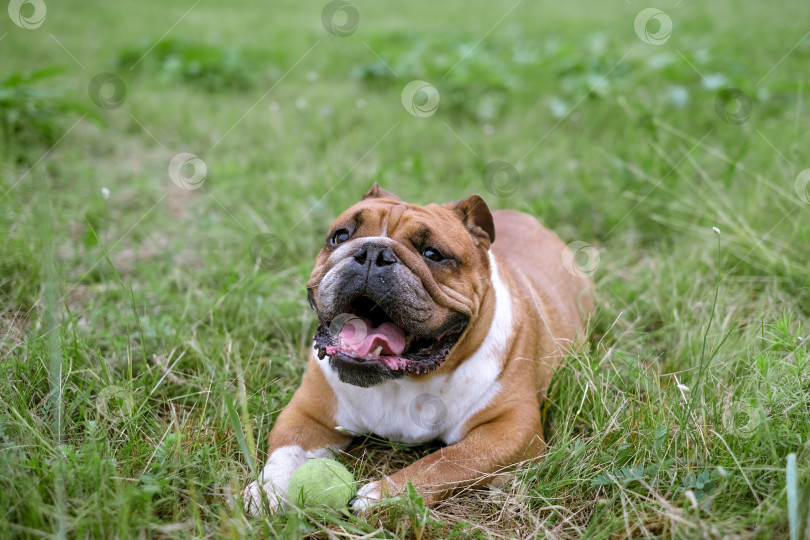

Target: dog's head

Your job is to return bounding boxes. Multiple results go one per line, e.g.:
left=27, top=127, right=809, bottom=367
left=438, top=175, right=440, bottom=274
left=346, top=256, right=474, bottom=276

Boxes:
left=307, top=184, right=496, bottom=387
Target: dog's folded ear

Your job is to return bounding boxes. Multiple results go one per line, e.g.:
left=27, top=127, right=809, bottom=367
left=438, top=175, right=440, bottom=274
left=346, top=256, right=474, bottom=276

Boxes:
left=443, top=195, right=496, bottom=246
left=363, top=183, right=402, bottom=202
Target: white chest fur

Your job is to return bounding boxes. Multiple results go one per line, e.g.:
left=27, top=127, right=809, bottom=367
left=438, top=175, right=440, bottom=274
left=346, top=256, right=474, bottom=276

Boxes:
left=317, top=252, right=513, bottom=445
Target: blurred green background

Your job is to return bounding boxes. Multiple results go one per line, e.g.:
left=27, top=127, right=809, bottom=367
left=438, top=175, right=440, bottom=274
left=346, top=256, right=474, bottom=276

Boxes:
left=1, top=0, right=808, bottom=537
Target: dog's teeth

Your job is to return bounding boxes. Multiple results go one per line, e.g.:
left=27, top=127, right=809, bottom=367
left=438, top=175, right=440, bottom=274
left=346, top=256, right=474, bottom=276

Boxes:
left=373, top=346, right=383, bottom=356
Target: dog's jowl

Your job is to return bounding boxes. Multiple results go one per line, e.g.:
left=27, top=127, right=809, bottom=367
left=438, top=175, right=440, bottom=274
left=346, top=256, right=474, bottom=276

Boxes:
left=243, top=184, right=593, bottom=514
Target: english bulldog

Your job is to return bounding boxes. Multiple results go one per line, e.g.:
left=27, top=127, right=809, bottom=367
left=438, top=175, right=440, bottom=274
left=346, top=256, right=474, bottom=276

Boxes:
left=243, top=184, right=593, bottom=514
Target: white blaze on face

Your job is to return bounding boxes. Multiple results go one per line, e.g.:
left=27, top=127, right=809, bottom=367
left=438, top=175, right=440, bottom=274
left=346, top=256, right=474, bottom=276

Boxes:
left=316, top=236, right=407, bottom=321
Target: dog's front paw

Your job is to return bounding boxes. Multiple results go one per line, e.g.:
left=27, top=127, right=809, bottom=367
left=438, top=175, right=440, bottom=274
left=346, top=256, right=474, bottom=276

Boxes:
left=242, top=479, right=285, bottom=516
left=350, top=480, right=382, bottom=512
left=243, top=445, right=323, bottom=516
left=350, top=477, right=398, bottom=513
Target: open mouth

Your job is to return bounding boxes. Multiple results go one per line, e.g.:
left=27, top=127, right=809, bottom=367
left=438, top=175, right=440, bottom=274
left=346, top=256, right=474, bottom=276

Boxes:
left=313, top=296, right=465, bottom=377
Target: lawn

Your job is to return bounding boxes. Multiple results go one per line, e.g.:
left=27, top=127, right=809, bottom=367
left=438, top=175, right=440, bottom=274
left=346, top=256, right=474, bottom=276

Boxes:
left=1, top=0, right=809, bottom=537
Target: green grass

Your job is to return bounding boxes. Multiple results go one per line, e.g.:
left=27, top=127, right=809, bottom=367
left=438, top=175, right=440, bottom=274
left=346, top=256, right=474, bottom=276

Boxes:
left=1, top=0, right=809, bottom=537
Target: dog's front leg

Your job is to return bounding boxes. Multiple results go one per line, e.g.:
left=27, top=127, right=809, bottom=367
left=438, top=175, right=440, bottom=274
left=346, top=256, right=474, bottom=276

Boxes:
left=242, top=359, right=351, bottom=515
left=352, top=400, right=545, bottom=510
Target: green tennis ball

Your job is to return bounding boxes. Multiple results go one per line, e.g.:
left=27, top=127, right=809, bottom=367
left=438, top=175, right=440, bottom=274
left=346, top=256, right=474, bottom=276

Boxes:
left=287, top=458, right=356, bottom=511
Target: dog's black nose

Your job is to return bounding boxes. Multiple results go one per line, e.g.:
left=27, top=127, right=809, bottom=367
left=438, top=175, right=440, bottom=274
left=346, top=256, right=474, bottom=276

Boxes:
left=353, top=244, right=398, bottom=268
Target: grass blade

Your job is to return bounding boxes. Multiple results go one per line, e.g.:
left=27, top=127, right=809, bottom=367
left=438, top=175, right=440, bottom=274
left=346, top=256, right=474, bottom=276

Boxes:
left=225, top=395, right=255, bottom=477
left=786, top=453, right=798, bottom=540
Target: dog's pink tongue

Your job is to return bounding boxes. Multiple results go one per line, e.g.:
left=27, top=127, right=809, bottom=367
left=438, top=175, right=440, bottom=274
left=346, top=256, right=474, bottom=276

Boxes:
left=340, top=320, right=406, bottom=357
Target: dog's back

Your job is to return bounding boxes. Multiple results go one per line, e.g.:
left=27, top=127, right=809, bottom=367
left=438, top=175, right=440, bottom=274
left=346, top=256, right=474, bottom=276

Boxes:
left=491, top=210, right=594, bottom=389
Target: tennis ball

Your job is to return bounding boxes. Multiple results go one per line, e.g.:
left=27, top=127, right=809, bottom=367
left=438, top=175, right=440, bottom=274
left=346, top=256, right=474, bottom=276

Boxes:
left=287, top=458, right=356, bottom=511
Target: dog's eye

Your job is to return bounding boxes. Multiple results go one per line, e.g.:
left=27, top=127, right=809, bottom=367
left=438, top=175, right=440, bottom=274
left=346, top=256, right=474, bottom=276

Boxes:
left=330, top=228, right=351, bottom=246
left=422, top=247, right=445, bottom=262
